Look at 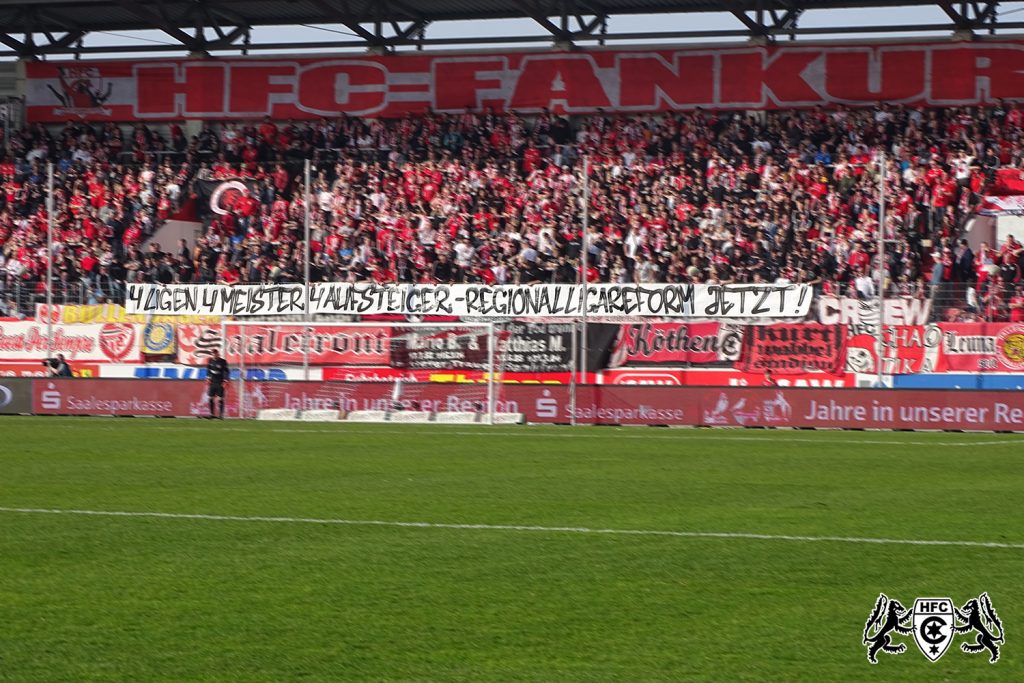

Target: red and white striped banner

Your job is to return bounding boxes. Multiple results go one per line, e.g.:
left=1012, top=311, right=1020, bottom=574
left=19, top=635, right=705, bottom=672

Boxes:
left=25, top=41, right=1024, bottom=121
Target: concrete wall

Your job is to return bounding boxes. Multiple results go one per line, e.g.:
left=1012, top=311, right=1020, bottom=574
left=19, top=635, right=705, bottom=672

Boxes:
left=0, top=60, right=19, bottom=98
left=143, top=219, right=204, bottom=252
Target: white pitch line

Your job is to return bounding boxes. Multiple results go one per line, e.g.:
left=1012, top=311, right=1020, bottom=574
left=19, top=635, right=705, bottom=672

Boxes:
left=17, top=421, right=1024, bottom=447
left=1, top=506, right=1022, bottom=550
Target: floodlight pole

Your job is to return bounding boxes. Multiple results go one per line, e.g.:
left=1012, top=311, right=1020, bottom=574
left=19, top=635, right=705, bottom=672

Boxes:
left=569, top=319, right=578, bottom=426
left=876, top=150, right=886, bottom=388
left=487, top=323, right=496, bottom=425
left=46, top=162, right=54, bottom=354
left=303, top=159, right=312, bottom=382
left=239, top=324, right=247, bottom=419
left=579, top=155, right=590, bottom=403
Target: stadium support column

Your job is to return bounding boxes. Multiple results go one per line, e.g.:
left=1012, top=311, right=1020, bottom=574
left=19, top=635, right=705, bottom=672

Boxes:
left=45, top=162, right=53, bottom=353
left=487, top=323, right=496, bottom=425
left=876, top=150, right=886, bottom=388
left=571, top=156, right=591, bottom=427
left=569, top=321, right=578, bottom=426
left=239, top=324, right=247, bottom=419
left=303, top=159, right=312, bottom=382
left=580, top=155, right=590, bottom=397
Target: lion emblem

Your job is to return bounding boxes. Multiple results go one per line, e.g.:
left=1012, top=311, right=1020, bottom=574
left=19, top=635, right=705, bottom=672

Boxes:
left=953, top=592, right=1005, bottom=663
left=863, top=593, right=913, bottom=663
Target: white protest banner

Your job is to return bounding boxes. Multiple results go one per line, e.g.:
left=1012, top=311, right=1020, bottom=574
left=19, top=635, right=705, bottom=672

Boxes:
left=314, top=283, right=813, bottom=318
left=127, top=283, right=307, bottom=317
left=127, top=283, right=812, bottom=319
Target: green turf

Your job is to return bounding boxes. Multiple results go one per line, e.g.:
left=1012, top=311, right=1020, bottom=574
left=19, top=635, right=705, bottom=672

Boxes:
left=1, top=417, right=1022, bottom=682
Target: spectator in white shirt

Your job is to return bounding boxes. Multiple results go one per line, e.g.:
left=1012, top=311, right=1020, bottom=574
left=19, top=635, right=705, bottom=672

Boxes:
left=855, top=269, right=876, bottom=299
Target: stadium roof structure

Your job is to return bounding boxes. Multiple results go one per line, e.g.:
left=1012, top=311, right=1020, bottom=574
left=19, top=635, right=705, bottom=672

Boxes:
left=0, top=0, right=1019, bottom=58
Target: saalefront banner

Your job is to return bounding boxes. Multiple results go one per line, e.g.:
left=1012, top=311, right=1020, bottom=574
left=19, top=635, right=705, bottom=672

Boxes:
left=25, top=41, right=1024, bottom=121
left=177, top=324, right=392, bottom=366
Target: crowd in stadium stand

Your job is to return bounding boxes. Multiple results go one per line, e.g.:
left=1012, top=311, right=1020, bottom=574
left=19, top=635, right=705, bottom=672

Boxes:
left=2, top=104, right=1024, bottom=321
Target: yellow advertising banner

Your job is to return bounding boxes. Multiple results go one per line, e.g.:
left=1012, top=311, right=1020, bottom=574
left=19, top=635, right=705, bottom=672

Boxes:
left=37, top=304, right=221, bottom=325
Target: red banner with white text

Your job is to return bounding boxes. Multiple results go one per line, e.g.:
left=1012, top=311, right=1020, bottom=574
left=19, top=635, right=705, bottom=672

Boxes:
left=844, top=324, right=942, bottom=375
left=177, top=324, right=392, bottom=366
left=600, top=368, right=853, bottom=387
left=608, top=321, right=742, bottom=367
left=740, top=324, right=846, bottom=374
left=25, top=41, right=1024, bottom=122
left=0, top=321, right=140, bottom=363
left=937, top=323, right=1024, bottom=372
left=29, top=379, right=1024, bottom=431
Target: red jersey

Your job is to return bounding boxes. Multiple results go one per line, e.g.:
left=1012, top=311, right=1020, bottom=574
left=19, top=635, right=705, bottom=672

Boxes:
left=1011, top=295, right=1024, bottom=322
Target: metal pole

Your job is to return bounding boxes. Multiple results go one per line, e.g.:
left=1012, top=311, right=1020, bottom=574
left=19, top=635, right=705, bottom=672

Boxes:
left=569, top=320, right=578, bottom=426
left=239, top=324, right=247, bottom=419
left=46, top=162, right=54, bottom=356
left=876, top=151, right=886, bottom=388
left=579, top=155, right=590, bottom=403
left=486, top=323, right=496, bottom=425
left=303, top=159, right=312, bottom=382
left=221, top=317, right=227, bottom=419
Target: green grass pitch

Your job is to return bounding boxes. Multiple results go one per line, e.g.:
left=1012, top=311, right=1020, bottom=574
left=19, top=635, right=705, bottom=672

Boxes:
left=1, top=416, right=1022, bottom=682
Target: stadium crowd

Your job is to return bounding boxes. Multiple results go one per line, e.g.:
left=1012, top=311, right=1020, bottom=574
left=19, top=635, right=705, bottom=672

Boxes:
left=2, top=103, right=1024, bottom=320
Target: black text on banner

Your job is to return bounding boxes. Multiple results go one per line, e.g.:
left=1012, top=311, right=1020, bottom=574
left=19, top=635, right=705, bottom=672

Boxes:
left=127, top=284, right=307, bottom=317
left=126, top=283, right=812, bottom=319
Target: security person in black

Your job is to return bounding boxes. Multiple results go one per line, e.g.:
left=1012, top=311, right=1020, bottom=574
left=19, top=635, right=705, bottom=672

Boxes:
left=206, top=348, right=229, bottom=419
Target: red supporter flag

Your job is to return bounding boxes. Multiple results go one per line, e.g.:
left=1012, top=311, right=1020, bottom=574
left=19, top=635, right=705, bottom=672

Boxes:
left=937, top=322, right=1024, bottom=373
left=988, top=168, right=1024, bottom=196
left=740, top=324, right=846, bottom=375
left=608, top=322, right=742, bottom=367
left=844, top=325, right=941, bottom=375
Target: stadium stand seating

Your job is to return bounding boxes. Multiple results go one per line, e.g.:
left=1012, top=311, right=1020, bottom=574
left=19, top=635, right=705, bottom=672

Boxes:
left=2, top=106, right=1023, bottom=321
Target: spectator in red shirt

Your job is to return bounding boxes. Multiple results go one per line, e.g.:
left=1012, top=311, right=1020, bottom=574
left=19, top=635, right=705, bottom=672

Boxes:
left=1009, top=284, right=1024, bottom=322
left=258, top=116, right=278, bottom=146
left=4, top=102, right=1023, bottom=320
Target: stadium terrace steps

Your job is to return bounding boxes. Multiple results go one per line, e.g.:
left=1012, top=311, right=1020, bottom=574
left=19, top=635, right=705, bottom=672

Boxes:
left=344, top=410, right=390, bottom=423
left=491, top=413, right=525, bottom=424
left=433, top=411, right=482, bottom=424
left=387, top=411, right=433, bottom=423
left=256, top=409, right=300, bottom=421
left=300, top=410, right=345, bottom=421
